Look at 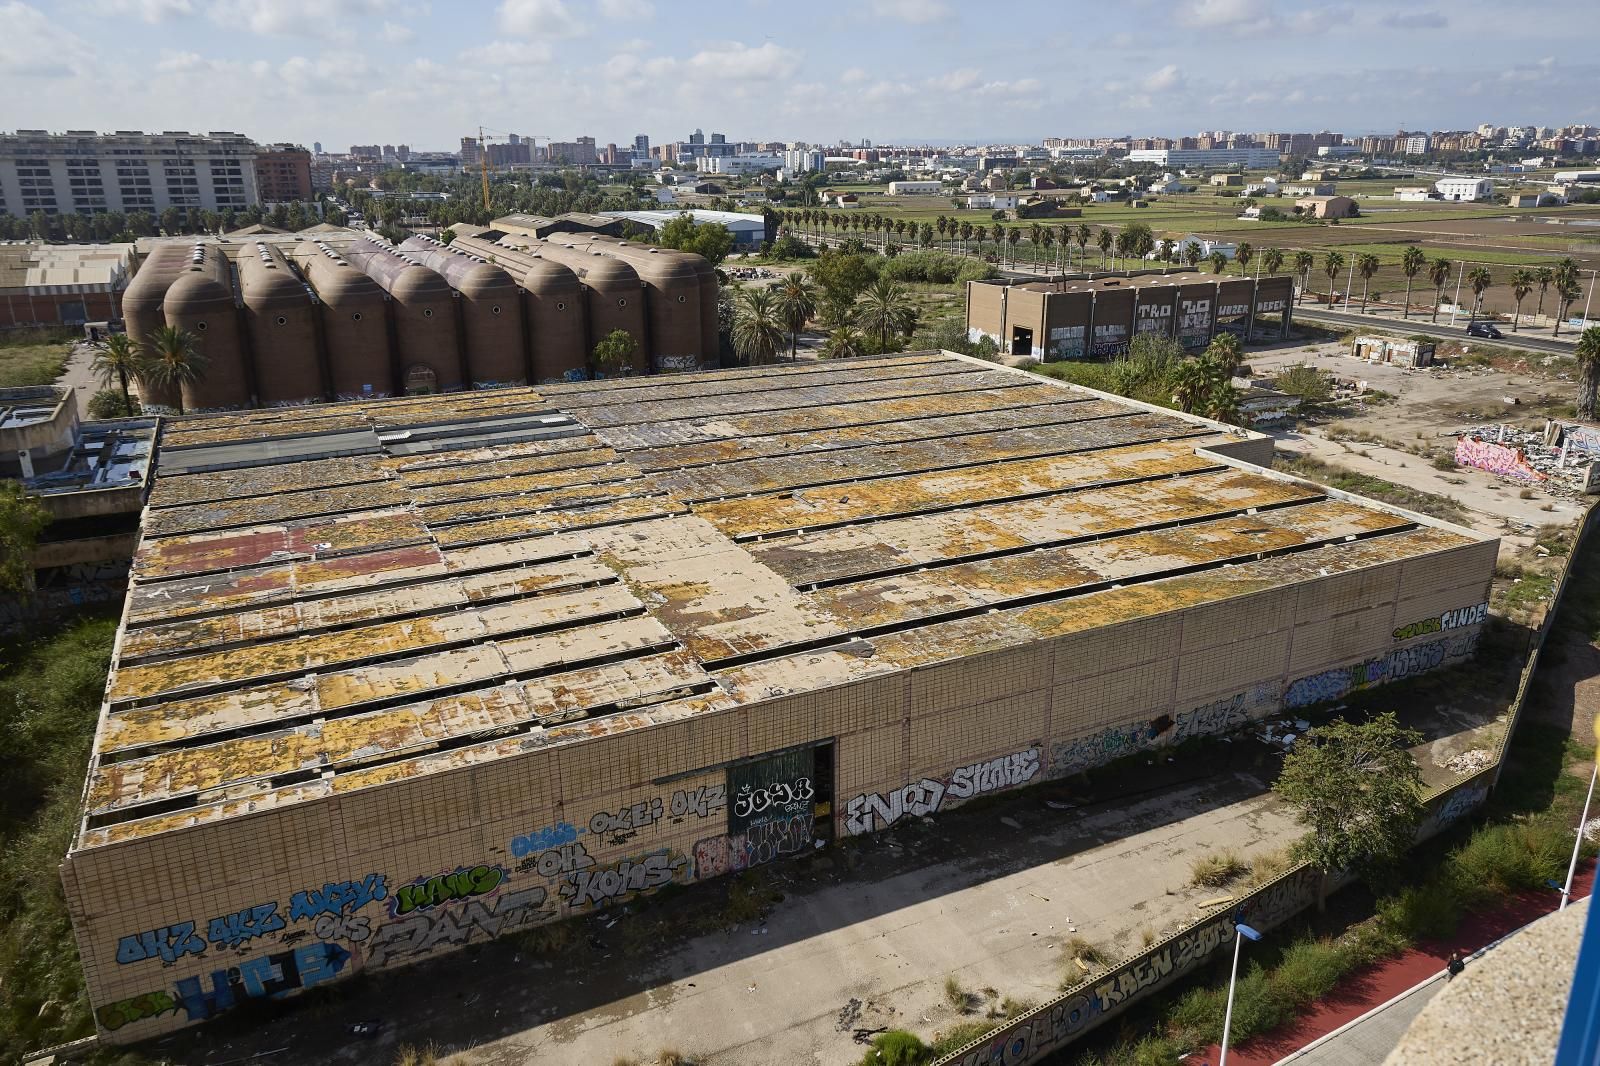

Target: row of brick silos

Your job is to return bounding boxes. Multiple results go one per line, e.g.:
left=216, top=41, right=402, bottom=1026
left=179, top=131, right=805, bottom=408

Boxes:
left=117, top=232, right=718, bottom=412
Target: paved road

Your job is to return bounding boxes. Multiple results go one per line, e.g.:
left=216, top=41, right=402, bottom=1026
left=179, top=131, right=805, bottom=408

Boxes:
left=1289, top=306, right=1580, bottom=355
left=55, top=340, right=100, bottom=419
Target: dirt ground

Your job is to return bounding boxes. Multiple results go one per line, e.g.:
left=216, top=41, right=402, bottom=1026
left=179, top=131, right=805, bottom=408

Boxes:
left=1244, top=335, right=1590, bottom=551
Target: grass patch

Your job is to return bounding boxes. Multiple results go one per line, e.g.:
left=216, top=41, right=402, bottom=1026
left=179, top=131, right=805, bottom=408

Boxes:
left=944, top=974, right=969, bottom=1011
left=930, top=1020, right=1001, bottom=1056
left=1189, top=849, right=1249, bottom=888
left=0, top=329, right=75, bottom=388
left=0, top=612, right=118, bottom=1063
left=1273, top=452, right=1470, bottom=524
left=1063, top=934, right=1109, bottom=966
left=855, top=1029, right=932, bottom=1066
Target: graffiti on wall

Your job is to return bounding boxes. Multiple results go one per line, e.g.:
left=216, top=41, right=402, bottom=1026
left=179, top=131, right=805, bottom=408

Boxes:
left=391, top=865, right=506, bottom=915
left=558, top=849, right=689, bottom=908
left=509, top=784, right=725, bottom=859
left=1392, top=602, right=1488, bottom=642
left=116, top=922, right=206, bottom=965
left=1455, top=435, right=1544, bottom=481
left=1050, top=721, right=1164, bottom=777
left=365, top=886, right=551, bottom=967
left=693, top=814, right=813, bottom=879
left=1421, top=786, right=1489, bottom=838
left=1177, top=298, right=1212, bottom=347
left=843, top=747, right=1041, bottom=836
left=1172, top=682, right=1281, bottom=742
left=206, top=903, right=286, bottom=949
left=1284, top=631, right=1476, bottom=710
left=103, top=941, right=353, bottom=1032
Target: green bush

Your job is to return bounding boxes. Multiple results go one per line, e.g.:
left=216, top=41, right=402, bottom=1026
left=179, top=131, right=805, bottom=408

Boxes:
left=929, top=1020, right=1000, bottom=1055
left=857, top=1030, right=931, bottom=1066
left=1378, top=878, right=1463, bottom=942
left=1451, top=819, right=1567, bottom=897
left=1269, top=939, right=1347, bottom=1011
left=87, top=389, right=141, bottom=420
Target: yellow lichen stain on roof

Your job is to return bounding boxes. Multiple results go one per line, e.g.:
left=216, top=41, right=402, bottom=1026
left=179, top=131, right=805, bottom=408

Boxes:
left=148, top=455, right=386, bottom=510
left=418, top=480, right=649, bottom=525
left=432, top=496, right=684, bottom=548
left=397, top=447, right=621, bottom=490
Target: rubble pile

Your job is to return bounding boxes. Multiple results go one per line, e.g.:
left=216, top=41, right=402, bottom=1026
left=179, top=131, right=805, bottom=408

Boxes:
left=1451, top=420, right=1600, bottom=495
left=1444, top=748, right=1495, bottom=776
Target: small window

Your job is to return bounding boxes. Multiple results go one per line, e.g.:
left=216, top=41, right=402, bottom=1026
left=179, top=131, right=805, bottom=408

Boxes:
left=195, top=321, right=207, bottom=331
left=423, top=308, right=433, bottom=318
left=677, top=295, right=687, bottom=303
left=491, top=305, right=501, bottom=315
left=556, top=301, right=566, bottom=311
left=352, top=311, right=363, bottom=322
left=275, top=315, right=287, bottom=326
left=618, top=298, right=627, bottom=307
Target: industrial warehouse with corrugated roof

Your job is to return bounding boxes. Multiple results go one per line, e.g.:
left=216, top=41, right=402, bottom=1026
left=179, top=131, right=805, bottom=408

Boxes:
left=68, top=353, right=1496, bottom=1042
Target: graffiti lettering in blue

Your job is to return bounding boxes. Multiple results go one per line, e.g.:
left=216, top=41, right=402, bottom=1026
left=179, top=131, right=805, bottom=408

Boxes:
left=116, top=922, right=206, bottom=965
left=173, top=941, right=351, bottom=1022
left=287, top=873, right=388, bottom=921
left=509, top=821, right=580, bottom=858
left=207, top=903, right=285, bottom=949
left=1285, top=632, right=1474, bottom=709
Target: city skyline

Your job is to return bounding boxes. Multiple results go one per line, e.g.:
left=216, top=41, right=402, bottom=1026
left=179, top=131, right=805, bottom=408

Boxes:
left=2, top=0, right=1595, bottom=149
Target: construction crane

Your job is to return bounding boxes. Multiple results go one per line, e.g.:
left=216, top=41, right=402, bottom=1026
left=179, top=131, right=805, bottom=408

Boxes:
left=478, top=125, right=497, bottom=212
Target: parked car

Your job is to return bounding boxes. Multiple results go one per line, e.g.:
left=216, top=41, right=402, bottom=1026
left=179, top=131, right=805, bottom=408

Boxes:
left=1465, top=322, right=1504, bottom=339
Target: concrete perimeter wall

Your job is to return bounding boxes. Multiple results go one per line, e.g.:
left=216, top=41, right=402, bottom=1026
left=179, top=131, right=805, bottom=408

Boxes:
left=68, top=535, right=1497, bottom=1043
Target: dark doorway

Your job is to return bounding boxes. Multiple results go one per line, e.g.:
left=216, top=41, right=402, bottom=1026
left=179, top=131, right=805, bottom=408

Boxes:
left=1011, top=326, right=1033, bottom=356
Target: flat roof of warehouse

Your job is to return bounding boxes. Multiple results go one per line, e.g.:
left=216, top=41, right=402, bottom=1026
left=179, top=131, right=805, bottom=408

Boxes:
left=77, top=352, right=1486, bottom=849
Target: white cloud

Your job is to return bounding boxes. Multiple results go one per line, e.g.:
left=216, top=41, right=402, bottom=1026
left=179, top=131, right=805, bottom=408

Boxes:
left=1179, top=0, right=1267, bottom=27
left=684, top=41, right=799, bottom=81
left=869, top=0, right=952, bottom=24
left=1381, top=9, right=1446, bottom=28
left=206, top=0, right=391, bottom=36
left=0, top=2, right=88, bottom=76
left=840, top=66, right=867, bottom=84
left=379, top=18, right=413, bottom=42
left=496, top=0, right=584, bottom=38
left=599, top=0, right=652, bottom=19
left=95, top=0, right=195, bottom=21
left=1144, top=63, right=1184, bottom=92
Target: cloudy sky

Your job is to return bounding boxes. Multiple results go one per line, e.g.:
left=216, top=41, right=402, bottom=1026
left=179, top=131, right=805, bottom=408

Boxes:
left=3, top=0, right=1594, bottom=150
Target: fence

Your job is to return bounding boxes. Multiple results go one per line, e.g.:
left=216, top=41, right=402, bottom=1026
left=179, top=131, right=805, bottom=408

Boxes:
left=932, top=504, right=1600, bottom=1066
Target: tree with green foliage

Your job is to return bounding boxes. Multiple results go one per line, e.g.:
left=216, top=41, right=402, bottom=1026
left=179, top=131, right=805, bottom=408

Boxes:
left=1262, top=247, right=1285, bottom=277
left=89, top=334, right=144, bottom=413
left=1576, top=327, right=1600, bottom=420
left=138, top=324, right=207, bottom=415
left=1428, top=258, right=1454, bottom=323
left=822, top=323, right=865, bottom=360
left=855, top=277, right=917, bottom=352
left=1096, top=228, right=1113, bottom=269
left=86, top=389, right=141, bottom=420
left=1006, top=227, right=1021, bottom=266
left=1534, top=265, right=1555, bottom=320
left=1183, top=240, right=1203, bottom=269
left=1075, top=222, right=1091, bottom=268
left=1170, top=358, right=1213, bottom=415
left=1235, top=242, right=1254, bottom=276
left=1207, top=250, right=1228, bottom=275
left=775, top=273, right=818, bottom=361
left=1322, top=251, right=1345, bottom=306
left=1294, top=251, right=1315, bottom=303
left=1466, top=265, right=1493, bottom=322
left=591, top=328, right=639, bottom=376
left=1400, top=245, right=1426, bottom=319
left=1510, top=269, right=1534, bottom=332
left=1356, top=253, right=1381, bottom=313
left=1275, top=712, right=1426, bottom=896
left=732, top=287, right=785, bottom=365
left=1203, top=332, right=1243, bottom=377
left=654, top=212, right=735, bottom=267
left=1555, top=280, right=1584, bottom=339
left=0, top=481, right=49, bottom=595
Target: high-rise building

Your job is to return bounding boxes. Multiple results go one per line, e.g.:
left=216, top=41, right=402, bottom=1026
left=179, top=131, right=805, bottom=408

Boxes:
left=313, top=141, right=322, bottom=155
left=634, top=134, right=649, bottom=158
left=0, top=129, right=260, bottom=216
left=254, top=144, right=313, bottom=203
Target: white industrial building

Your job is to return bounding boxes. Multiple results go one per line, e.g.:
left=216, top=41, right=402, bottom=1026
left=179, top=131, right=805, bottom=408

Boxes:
left=1434, top=176, right=1494, bottom=201
left=1395, top=186, right=1433, bottom=201
left=599, top=208, right=768, bottom=249
left=782, top=148, right=825, bottom=174
left=1126, top=147, right=1281, bottom=169
left=0, top=129, right=260, bottom=216
left=698, top=154, right=782, bottom=175
left=887, top=180, right=942, bottom=195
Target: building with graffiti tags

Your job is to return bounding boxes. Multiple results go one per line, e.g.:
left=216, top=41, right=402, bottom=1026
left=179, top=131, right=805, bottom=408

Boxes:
left=965, top=272, right=1295, bottom=361
left=62, top=352, right=1496, bottom=1042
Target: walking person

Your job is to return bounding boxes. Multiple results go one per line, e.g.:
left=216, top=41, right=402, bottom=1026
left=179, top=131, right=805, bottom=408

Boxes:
left=1447, top=950, right=1465, bottom=980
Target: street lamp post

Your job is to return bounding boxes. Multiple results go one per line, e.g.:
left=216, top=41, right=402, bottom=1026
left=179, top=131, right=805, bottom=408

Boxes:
left=1450, top=262, right=1465, bottom=326
left=1219, top=921, right=1263, bottom=1066
left=1562, top=760, right=1598, bottom=911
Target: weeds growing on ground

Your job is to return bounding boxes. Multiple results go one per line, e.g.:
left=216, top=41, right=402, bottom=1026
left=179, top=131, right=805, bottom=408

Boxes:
left=1188, top=850, right=1250, bottom=888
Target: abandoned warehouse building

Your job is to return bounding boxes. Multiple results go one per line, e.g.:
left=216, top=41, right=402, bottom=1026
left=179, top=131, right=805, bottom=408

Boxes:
left=68, top=352, right=1496, bottom=1042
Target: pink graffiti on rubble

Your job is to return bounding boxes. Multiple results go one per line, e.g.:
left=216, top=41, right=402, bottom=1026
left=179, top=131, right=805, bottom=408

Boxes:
left=1455, top=435, right=1545, bottom=482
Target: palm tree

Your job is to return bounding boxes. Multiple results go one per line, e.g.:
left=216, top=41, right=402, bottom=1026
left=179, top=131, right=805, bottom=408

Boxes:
left=1006, top=227, right=1020, bottom=267
left=1235, top=242, right=1254, bottom=276
left=1170, top=359, right=1212, bottom=414
left=1183, top=240, right=1203, bottom=269
left=936, top=215, right=949, bottom=251
left=1205, top=250, right=1226, bottom=275
left=823, top=323, right=865, bottom=360
left=732, top=287, right=785, bottom=366
left=775, top=273, right=818, bottom=362
left=1534, top=266, right=1555, bottom=320
left=1075, top=223, right=1091, bottom=269
left=91, top=333, right=145, bottom=411
left=958, top=220, right=973, bottom=253
left=855, top=276, right=917, bottom=352
left=1204, top=333, right=1244, bottom=377
left=1039, top=227, right=1054, bottom=272
left=1554, top=281, right=1582, bottom=338
left=920, top=222, right=934, bottom=249
left=1263, top=247, right=1285, bottom=277
left=1294, top=251, right=1314, bottom=303
left=1578, top=327, right=1600, bottom=419
left=1029, top=223, right=1044, bottom=268
left=140, top=324, right=208, bottom=415
left=1466, top=266, right=1492, bottom=322
left=1323, top=251, right=1345, bottom=307
left=1428, top=258, right=1453, bottom=322
left=1134, top=230, right=1155, bottom=262
left=1400, top=246, right=1425, bottom=319
left=1510, top=269, right=1533, bottom=332
left=1097, top=228, right=1113, bottom=270
left=1356, top=253, right=1380, bottom=313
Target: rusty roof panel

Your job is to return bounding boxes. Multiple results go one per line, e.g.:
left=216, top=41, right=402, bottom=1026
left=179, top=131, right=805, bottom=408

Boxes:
left=100, top=679, right=315, bottom=754
left=695, top=441, right=1221, bottom=539
left=143, top=481, right=412, bottom=538
left=748, top=469, right=1321, bottom=586
left=587, top=516, right=847, bottom=661
left=127, top=565, right=298, bottom=624
left=621, top=394, right=1124, bottom=472
left=456, top=556, right=617, bottom=602
left=712, top=640, right=894, bottom=703
left=651, top=413, right=1208, bottom=504
left=132, top=509, right=431, bottom=582
left=376, top=434, right=609, bottom=474
left=574, top=370, right=1028, bottom=430
left=161, top=411, right=371, bottom=448
left=432, top=495, right=685, bottom=548
left=416, top=472, right=645, bottom=514
left=497, top=615, right=677, bottom=673
left=397, top=446, right=620, bottom=489
left=522, top=650, right=713, bottom=726
left=441, top=536, right=592, bottom=572
left=808, top=501, right=1411, bottom=631
left=148, top=456, right=387, bottom=509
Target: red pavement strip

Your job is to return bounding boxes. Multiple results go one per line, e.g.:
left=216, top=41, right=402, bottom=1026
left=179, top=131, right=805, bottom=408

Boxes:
left=1189, top=859, right=1597, bottom=1066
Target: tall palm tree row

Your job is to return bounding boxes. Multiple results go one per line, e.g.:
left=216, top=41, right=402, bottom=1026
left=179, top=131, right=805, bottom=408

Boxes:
left=1356, top=253, right=1380, bottom=313
left=1510, top=269, right=1533, bottom=331
left=1262, top=247, right=1285, bottom=277
left=1234, top=242, right=1254, bottom=277
left=1293, top=251, right=1314, bottom=303
left=1428, top=258, right=1453, bottom=323
left=1323, top=251, right=1345, bottom=306
left=1400, top=246, right=1426, bottom=319
left=1466, top=266, right=1493, bottom=322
